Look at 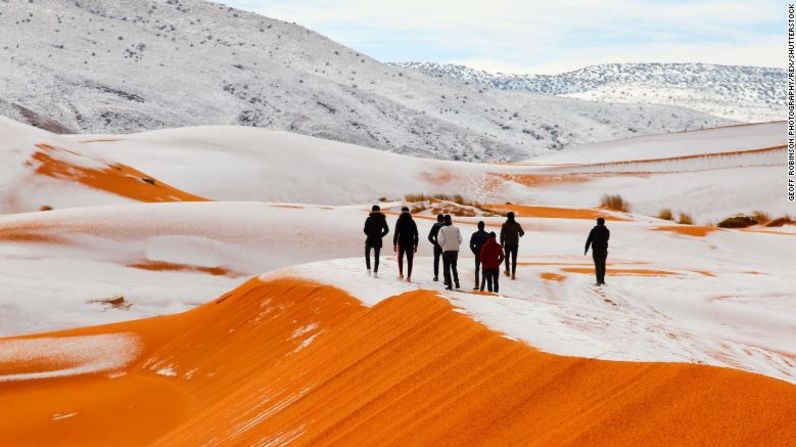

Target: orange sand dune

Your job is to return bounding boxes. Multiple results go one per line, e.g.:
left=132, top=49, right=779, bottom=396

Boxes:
left=540, top=272, right=566, bottom=282
left=521, top=144, right=784, bottom=169
left=270, top=204, right=306, bottom=209
left=491, top=172, right=652, bottom=188
left=654, top=225, right=719, bottom=237
left=1, top=279, right=794, bottom=446
left=127, top=261, right=242, bottom=277
left=562, top=267, right=681, bottom=276
left=418, top=168, right=455, bottom=185
left=741, top=227, right=796, bottom=236
left=488, top=204, right=629, bottom=221
left=0, top=224, right=69, bottom=244
left=30, top=143, right=208, bottom=203
left=571, top=144, right=786, bottom=170
left=77, top=138, right=123, bottom=144
left=490, top=172, right=595, bottom=187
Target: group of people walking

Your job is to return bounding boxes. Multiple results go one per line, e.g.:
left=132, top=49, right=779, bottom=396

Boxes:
left=364, top=205, right=610, bottom=291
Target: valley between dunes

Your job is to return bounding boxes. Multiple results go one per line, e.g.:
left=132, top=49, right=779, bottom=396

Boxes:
left=0, top=117, right=794, bottom=445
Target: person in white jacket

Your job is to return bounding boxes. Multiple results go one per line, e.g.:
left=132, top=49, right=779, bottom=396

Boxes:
left=436, top=214, right=462, bottom=290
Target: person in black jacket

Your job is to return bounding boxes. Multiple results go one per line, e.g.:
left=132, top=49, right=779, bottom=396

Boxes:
left=363, top=205, right=389, bottom=276
left=394, top=207, right=419, bottom=282
left=427, top=214, right=445, bottom=281
left=469, top=221, right=488, bottom=290
left=500, top=212, right=525, bottom=280
left=584, top=217, right=610, bottom=285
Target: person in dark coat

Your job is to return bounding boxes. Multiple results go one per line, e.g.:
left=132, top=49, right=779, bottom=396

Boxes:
left=584, top=217, right=610, bottom=285
left=363, top=204, right=389, bottom=275
left=469, top=221, right=488, bottom=290
left=500, top=212, right=524, bottom=280
left=393, top=207, right=419, bottom=282
left=479, top=232, right=505, bottom=293
left=427, top=214, right=445, bottom=281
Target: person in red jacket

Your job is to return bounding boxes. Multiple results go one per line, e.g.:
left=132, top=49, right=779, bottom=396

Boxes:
left=479, top=232, right=505, bottom=293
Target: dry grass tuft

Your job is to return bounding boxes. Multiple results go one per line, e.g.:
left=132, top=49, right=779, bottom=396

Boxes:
left=717, top=214, right=758, bottom=229
left=404, top=193, right=479, bottom=207
left=677, top=213, right=694, bottom=225
left=765, top=215, right=794, bottom=227
left=404, top=194, right=506, bottom=217
left=751, top=210, right=770, bottom=225
left=657, top=208, right=674, bottom=221
left=599, top=194, right=631, bottom=212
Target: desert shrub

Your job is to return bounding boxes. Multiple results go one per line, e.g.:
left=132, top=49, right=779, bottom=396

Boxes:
left=752, top=210, right=771, bottom=225
left=717, top=214, right=757, bottom=229
left=599, top=194, right=631, bottom=212
left=765, top=216, right=794, bottom=227
left=403, top=193, right=506, bottom=216
left=403, top=193, right=479, bottom=207
left=657, top=208, right=674, bottom=220
left=377, top=196, right=388, bottom=202
left=404, top=193, right=431, bottom=203
left=39, top=205, right=53, bottom=211
left=677, top=212, right=694, bottom=225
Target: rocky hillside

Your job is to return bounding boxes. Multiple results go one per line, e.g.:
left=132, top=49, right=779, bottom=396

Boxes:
left=395, top=62, right=784, bottom=122
left=0, top=0, right=730, bottom=160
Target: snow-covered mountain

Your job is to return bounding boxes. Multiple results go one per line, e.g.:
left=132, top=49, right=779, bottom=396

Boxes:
left=395, top=62, right=784, bottom=122
left=0, top=0, right=732, bottom=161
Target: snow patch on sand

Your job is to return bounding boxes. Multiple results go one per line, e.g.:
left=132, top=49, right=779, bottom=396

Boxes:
left=0, top=333, right=140, bottom=382
left=156, top=366, right=178, bottom=377
left=51, top=412, right=78, bottom=421
left=269, top=256, right=796, bottom=384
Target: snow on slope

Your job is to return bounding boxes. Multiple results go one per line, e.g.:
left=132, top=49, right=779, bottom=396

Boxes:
left=0, top=116, right=787, bottom=221
left=0, top=116, right=211, bottom=213
left=274, top=223, right=796, bottom=384
left=397, top=62, right=784, bottom=122
left=1, top=200, right=794, bottom=385
left=0, top=0, right=731, bottom=160
left=66, top=120, right=789, bottom=222
left=518, top=122, right=789, bottom=222
left=0, top=116, right=134, bottom=212
left=0, top=202, right=382, bottom=335
left=64, top=126, right=507, bottom=205
left=525, top=122, right=786, bottom=164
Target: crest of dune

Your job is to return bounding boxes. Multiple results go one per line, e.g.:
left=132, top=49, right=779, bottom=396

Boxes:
left=31, top=143, right=208, bottom=203
left=1, top=279, right=793, bottom=446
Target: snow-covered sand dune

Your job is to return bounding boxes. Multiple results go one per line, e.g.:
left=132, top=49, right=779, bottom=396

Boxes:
left=1, top=116, right=786, bottom=221
left=1, top=278, right=794, bottom=446
left=1, top=199, right=793, bottom=385
left=0, top=116, right=793, bottom=445
left=68, top=119, right=791, bottom=221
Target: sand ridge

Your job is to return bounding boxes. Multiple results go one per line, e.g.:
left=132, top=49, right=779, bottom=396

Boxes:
left=31, top=143, right=208, bottom=203
left=1, top=278, right=794, bottom=446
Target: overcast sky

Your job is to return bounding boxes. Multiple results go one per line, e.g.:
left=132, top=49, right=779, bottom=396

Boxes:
left=224, top=0, right=782, bottom=74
